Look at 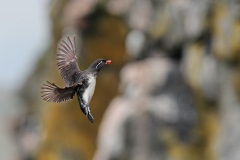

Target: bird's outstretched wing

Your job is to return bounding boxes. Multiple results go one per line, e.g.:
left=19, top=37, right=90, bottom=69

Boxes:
left=57, top=36, right=80, bottom=87
left=41, top=81, right=76, bottom=103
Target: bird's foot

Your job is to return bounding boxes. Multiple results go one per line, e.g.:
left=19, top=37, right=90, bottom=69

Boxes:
left=87, top=112, right=94, bottom=123
left=85, top=106, right=94, bottom=123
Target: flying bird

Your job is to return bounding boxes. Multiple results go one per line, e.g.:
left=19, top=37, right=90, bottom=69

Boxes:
left=41, top=36, right=111, bottom=123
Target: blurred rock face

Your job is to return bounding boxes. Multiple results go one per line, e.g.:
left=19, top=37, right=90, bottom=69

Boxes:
left=120, top=57, right=173, bottom=96
left=93, top=0, right=240, bottom=160
left=20, top=0, right=240, bottom=159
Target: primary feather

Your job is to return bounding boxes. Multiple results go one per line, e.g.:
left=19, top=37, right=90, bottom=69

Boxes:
left=57, top=36, right=81, bottom=87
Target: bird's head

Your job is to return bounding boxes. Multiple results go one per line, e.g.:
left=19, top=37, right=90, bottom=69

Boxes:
left=91, top=58, right=111, bottom=72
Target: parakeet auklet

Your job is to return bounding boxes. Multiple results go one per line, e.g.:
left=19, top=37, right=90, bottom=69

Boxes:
left=41, top=36, right=111, bottom=123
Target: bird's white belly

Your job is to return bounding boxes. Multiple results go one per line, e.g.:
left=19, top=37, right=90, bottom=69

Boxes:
left=83, top=76, right=96, bottom=104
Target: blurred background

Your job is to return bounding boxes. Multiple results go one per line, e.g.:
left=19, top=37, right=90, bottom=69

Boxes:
left=1, top=0, right=240, bottom=160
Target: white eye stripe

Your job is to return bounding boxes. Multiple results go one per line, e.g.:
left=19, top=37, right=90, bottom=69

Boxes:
left=96, top=61, right=103, bottom=69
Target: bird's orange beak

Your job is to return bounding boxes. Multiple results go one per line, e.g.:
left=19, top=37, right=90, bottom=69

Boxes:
left=106, top=60, right=111, bottom=65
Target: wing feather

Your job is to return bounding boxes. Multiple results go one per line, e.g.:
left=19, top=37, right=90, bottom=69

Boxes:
left=57, top=36, right=80, bottom=87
